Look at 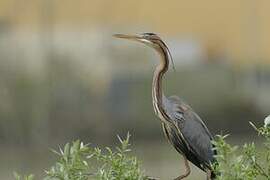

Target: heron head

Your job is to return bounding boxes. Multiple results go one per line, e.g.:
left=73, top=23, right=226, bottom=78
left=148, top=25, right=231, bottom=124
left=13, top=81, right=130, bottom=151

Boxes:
left=114, top=32, right=176, bottom=71
left=113, top=33, right=162, bottom=49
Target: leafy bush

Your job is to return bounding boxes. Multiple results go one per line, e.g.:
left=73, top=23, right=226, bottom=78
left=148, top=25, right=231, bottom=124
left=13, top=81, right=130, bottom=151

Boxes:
left=15, top=133, right=149, bottom=180
left=15, top=116, right=270, bottom=180
left=212, top=117, right=270, bottom=180
left=14, top=172, right=34, bottom=180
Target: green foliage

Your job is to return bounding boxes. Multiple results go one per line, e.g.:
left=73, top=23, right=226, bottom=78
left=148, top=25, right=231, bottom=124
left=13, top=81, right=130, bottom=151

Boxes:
left=92, top=133, right=148, bottom=180
left=15, top=121, right=270, bottom=180
left=44, top=140, right=91, bottom=180
left=13, top=172, right=34, bottom=180
left=212, top=122, right=270, bottom=180
left=15, top=133, right=148, bottom=180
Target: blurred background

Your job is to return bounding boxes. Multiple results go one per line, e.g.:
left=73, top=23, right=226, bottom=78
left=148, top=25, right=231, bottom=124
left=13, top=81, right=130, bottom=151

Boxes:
left=0, top=0, right=270, bottom=179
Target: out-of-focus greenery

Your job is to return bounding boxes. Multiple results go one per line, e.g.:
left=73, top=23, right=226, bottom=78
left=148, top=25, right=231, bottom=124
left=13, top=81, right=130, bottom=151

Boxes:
left=212, top=122, right=270, bottom=180
left=15, top=133, right=149, bottom=180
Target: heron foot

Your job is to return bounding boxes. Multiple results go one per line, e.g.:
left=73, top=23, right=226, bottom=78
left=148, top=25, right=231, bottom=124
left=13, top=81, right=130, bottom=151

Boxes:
left=174, top=156, right=191, bottom=180
left=174, top=173, right=190, bottom=180
left=206, top=169, right=211, bottom=180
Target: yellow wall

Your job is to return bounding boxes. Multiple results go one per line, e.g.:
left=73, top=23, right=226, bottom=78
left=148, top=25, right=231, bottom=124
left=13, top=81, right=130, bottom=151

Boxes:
left=0, top=0, right=269, bottom=64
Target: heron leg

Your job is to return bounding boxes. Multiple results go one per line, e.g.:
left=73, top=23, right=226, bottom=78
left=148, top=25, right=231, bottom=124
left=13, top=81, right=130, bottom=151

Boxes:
left=206, top=169, right=211, bottom=180
left=174, top=156, right=191, bottom=180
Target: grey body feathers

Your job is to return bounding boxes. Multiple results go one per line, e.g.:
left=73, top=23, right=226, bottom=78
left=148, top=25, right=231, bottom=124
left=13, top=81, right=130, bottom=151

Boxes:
left=162, top=95, right=216, bottom=171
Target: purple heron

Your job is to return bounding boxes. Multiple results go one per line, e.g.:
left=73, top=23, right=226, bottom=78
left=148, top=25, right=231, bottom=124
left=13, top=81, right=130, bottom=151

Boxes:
left=114, top=33, right=217, bottom=180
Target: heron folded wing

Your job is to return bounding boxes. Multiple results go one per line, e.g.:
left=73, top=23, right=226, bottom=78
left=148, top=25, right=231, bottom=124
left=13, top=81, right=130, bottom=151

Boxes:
left=162, top=122, right=206, bottom=171
left=166, top=96, right=215, bottom=170
left=181, top=110, right=215, bottom=169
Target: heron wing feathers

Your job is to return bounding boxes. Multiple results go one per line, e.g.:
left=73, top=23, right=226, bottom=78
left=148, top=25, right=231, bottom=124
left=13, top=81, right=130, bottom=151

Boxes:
left=162, top=122, right=206, bottom=171
left=166, top=96, right=215, bottom=170
left=182, top=111, right=215, bottom=167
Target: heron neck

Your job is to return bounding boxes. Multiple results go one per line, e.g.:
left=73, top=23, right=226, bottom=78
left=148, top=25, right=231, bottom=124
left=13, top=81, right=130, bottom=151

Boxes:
left=152, top=50, right=169, bottom=112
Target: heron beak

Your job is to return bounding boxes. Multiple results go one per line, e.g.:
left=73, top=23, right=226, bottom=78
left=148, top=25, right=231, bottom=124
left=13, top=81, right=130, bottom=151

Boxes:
left=113, top=34, right=145, bottom=43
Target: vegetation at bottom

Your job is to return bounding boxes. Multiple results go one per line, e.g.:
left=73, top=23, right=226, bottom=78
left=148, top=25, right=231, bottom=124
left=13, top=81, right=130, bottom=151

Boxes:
left=15, top=119, right=270, bottom=180
left=212, top=120, right=270, bottom=180
left=14, top=133, right=149, bottom=180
